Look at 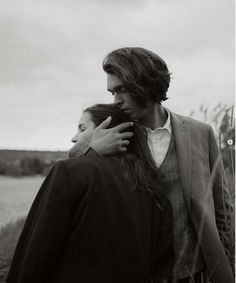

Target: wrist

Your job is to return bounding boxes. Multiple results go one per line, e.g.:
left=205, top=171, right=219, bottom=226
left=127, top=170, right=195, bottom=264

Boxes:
left=90, top=142, right=106, bottom=156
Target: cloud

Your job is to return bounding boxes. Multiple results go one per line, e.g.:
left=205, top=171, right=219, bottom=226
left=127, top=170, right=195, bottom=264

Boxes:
left=0, top=0, right=234, bottom=150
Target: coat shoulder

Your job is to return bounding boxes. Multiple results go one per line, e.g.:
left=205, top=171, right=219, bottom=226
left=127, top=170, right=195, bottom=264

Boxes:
left=51, top=156, right=111, bottom=191
left=62, top=155, right=104, bottom=175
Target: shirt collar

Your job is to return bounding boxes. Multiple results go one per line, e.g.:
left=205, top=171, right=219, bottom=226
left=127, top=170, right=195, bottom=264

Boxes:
left=145, top=108, right=172, bottom=134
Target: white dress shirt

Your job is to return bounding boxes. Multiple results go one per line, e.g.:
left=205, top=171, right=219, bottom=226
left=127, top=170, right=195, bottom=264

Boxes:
left=145, top=109, right=172, bottom=168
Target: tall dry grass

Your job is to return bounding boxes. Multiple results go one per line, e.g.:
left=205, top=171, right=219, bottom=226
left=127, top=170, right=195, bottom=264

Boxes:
left=189, top=103, right=235, bottom=281
left=0, top=218, right=25, bottom=283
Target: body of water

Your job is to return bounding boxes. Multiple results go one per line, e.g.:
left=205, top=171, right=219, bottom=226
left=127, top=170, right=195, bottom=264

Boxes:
left=0, top=175, right=45, bottom=228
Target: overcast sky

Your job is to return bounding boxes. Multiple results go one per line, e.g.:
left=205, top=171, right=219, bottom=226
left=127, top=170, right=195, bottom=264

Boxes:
left=0, top=0, right=234, bottom=151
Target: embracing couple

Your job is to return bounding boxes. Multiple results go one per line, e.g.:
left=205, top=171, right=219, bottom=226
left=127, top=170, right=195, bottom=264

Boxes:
left=7, top=47, right=234, bottom=283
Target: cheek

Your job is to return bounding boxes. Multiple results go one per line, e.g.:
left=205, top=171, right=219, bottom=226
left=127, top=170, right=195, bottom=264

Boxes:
left=85, top=131, right=93, bottom=141
left=78, top=132, right=88, bottom=141
left=126, top=96, right=140, bottom=110
left=82, top=128, right=95, bottom=142
left=129, top=101, right=142, bottom=113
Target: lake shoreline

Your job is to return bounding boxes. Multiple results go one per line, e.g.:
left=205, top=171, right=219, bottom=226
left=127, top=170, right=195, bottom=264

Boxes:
left=0, top=176, right=45, bottom=228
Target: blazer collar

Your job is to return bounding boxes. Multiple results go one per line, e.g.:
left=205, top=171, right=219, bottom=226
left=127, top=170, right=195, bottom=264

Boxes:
left=170, top=112, right=192, bottom=212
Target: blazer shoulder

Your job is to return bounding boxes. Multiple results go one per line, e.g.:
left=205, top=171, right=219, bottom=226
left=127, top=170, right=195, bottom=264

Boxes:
left=171, top=112, right=212, bottom=131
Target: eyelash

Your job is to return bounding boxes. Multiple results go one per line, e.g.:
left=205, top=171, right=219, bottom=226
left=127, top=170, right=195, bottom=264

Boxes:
left=111, top=88, right=126, bottom=95
left=79, top=127, right=86, bottom=132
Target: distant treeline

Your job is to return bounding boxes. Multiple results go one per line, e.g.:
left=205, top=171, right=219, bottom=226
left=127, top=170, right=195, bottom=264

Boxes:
left=0, top=103, right=234, bottom=181
left=0, top=150, right=67, bottom=176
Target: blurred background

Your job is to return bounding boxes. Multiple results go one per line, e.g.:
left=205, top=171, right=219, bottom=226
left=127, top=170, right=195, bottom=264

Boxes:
left=0, top=0, right=234, bottom=281
left=0, top=0, right=234, bottom=150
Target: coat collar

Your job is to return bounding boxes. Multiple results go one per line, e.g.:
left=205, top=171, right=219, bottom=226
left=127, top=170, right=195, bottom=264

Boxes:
left=170, top=112, right=192, bottom=212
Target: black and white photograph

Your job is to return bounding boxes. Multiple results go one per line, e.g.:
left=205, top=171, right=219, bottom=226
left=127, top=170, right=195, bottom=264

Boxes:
left=0, top=0, right=234, bottom=282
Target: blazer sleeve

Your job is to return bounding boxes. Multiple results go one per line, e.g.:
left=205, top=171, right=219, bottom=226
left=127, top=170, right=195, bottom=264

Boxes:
left=7, top=161, right=73, bottom=283
left=208, top=126, right=234, bottom=268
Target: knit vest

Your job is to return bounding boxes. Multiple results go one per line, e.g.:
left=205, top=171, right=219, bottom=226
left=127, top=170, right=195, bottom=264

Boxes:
left=159, top=134, right=205, bottom=279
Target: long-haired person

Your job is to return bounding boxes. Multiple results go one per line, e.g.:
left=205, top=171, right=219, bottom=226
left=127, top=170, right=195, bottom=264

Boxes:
left=7, top=104, right=174, bottom=283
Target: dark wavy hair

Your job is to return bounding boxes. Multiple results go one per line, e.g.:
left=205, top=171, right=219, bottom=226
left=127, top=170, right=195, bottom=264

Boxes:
left=103, top=47, right=171, bottom=107
left=84, top=103, right=166, bottom=208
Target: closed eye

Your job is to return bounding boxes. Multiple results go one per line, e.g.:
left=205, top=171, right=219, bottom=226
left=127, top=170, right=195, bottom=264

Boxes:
left=78, top=124, right=86, bottom=132
left=110, top=87, right=126, bottom=96
left=108, top=84, right=126, bottom=95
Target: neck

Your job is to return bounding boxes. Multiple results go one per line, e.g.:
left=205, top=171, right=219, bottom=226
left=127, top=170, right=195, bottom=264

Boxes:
left=139, top=103, right=167, bottom=129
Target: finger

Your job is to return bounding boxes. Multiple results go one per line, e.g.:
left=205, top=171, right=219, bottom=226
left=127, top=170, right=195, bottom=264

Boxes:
left=117, top=140, right=129, bottom=152
left=121, top=139, right=130, bottom=145
left=113, top=122, right=134, bottom=133
left=96, top=116, right=112, bottom=129
left=119, top=132, right=134, bottom=139
left=119, top=146, right=128, bottom=152
left=117, top=139, right=130, bottom=146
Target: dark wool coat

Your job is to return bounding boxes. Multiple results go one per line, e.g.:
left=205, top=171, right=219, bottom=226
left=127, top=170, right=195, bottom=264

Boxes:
left=7, top=151, right=174, bottom=283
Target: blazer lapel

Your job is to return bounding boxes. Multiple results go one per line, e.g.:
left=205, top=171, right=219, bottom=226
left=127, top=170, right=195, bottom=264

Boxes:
left=170, top=112, right=192, bottom=212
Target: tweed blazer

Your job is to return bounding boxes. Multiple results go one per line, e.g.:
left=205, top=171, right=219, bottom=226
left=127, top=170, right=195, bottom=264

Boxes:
left=7, top=152, right=174, bottom=283
left=169, top=112, right=234, bottom=283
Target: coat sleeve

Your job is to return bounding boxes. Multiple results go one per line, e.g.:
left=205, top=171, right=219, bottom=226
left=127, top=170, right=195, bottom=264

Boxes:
left=208, top=126, right=234, bottom=268
left=7, top=161, right=73, bottom=283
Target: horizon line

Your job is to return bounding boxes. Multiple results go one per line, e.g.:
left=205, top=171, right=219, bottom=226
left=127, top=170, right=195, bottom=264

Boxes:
left=0, top=148, right=68, bottom=152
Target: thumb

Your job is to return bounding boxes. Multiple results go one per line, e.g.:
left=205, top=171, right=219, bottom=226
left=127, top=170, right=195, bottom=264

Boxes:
left=96, top=116, right=112, bottom=129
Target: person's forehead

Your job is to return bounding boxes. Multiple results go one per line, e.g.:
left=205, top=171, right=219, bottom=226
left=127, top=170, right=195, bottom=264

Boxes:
left=79, top=111, right=93, bottom=124
left=107, top=73, right=123, bottom=90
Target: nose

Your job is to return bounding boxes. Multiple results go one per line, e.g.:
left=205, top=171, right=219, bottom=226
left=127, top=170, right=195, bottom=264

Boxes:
left=113, top=93, right=123, bottom=106
left=71, top=132, right=79, bottom=143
